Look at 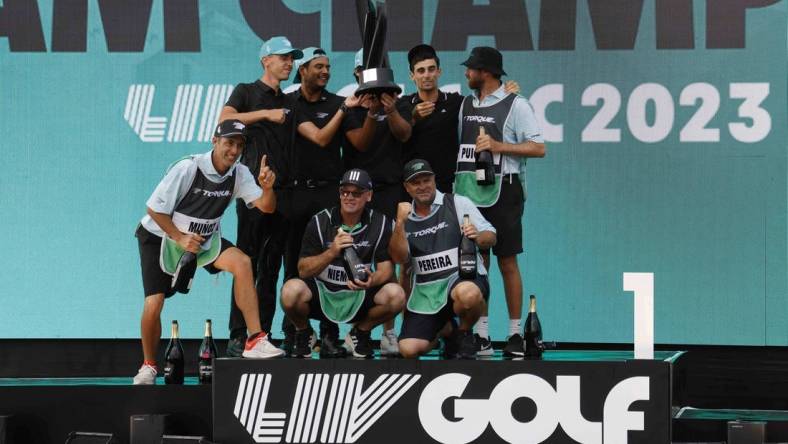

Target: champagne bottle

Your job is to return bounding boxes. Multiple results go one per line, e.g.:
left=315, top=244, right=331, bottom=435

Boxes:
left=458, top=214, right=477, bottom=279
left=524, top=295, right=544, bottom=359
left=198, top=319, right=217, bottom=384
left=163, top=320, right=185, bottom=384
left=475, top=127, right=495, bottom=186
left=338, top=228, right=368, bottom=283
left=171, top=251, right=197, bottom=294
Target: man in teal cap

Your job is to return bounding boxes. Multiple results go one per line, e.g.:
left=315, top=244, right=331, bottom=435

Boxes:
left=219, top=36, right=305, bottom=356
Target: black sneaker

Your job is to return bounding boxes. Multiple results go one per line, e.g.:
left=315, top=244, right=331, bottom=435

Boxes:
left=457, top=330, right=477, bottom=360
left=441, top=333, right=458, bottom=359
left=292, top=328, right=315, bottom=358
left=503, top=333, right=525, bottom=357
left=281, top=322, right=295, bottom=356
left=319, top=330, right=347, bottom=359
left=226, top=335, right=247, bottom=357
left=474, top=333, right=493, bottom=356
left=345, top=327, right=373, bottom=358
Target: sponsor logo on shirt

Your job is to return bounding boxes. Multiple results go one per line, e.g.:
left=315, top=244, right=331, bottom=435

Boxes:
left=193, top=188, right=231, bottom=198
left=464, top=115, right=495, bottom=123
left=316, top=112, right=329, bottom=119
left=409, top=222, right=449, bottom=238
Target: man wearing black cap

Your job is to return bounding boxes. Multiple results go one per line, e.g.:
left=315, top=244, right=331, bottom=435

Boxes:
left=456, top=46, right=546, bottom=357
left=284, top=47, right=378, bottom=356
left=280, top=168, right=405, bottom=359
left=390, top=159, right=497, bottom=359
left=133, top=120, right=284, bottom=385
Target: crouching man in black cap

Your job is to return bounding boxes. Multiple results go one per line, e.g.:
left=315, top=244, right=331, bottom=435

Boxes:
left=390, top=160, right=497, bottom=359
left=280, top=168, right=405, bottom=359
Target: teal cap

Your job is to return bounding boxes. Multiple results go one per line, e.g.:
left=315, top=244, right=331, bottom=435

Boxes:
left=294, top=47, right=328, bottom=83
left=259, top=36, right=303, bottom=59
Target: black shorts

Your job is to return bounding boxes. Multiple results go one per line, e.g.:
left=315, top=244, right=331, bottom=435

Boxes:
left=136, top=225, right=233, bottom=298
left=399, top=274, right=490, bottom=342
left=304, top=278, right=381, bottom=324
left=479, top=176, right=524, bottom=256
left=369, top=183, right=407, bottom=220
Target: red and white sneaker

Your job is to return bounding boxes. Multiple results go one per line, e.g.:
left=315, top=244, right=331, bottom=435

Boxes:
left=242, top=333, right=285, bottom=359
left=133, top=364, right=157, bottom=385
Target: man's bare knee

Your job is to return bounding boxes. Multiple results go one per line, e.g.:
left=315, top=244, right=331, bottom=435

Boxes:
left=452, top=282, right=483, bottom=309
left=378, top=283, right=405, bottom=310
left=143, top=294, right=165, bottom=316
left=281, top=279, right=309, bottom=309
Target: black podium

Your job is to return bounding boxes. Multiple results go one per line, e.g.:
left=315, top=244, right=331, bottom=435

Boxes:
left=213, top=351, right=679, bottom=444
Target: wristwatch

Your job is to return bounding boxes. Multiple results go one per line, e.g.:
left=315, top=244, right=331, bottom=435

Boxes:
left=340, top=103, right=350, bottom=113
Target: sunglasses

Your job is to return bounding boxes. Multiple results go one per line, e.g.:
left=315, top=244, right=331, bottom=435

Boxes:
left=339, top=189, right=367, bottom=198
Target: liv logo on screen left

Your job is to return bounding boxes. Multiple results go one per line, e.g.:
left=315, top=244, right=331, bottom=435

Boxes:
left=123, top=84, right=234, bottom=143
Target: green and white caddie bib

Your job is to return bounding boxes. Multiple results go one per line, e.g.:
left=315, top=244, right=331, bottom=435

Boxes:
left=405, top=194, right=463, bottom=314
left=311, top=208, right=387, bottom=323
left=159, top=157, right=236, bottom=275
left=454, top=93, right=517, bottom=207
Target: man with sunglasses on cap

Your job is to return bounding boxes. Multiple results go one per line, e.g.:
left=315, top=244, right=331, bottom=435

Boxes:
left=133, top=119, right=284, bottom=385
left=456, top=46, right=546, bottom=357
left=344, top=49, right=414, bottom=355
left=283, top=47, right=378, bottom=357
left=390, top=159, right=496, bottom=359
left=280, top=168, right=405, bottom=359
left=345, top=49, right=413, bottom=219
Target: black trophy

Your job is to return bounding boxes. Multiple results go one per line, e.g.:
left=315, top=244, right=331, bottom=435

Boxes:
left=354, top=0, right=401, bottom=97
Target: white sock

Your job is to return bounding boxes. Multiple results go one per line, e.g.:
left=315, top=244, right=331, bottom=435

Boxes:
left=476, top=317, right=489, bottom=338
left=509, top=319, right=521, bottom=336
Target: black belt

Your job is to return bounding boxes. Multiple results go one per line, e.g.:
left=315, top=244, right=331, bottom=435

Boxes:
left=501, top=173, right=519, bottom=183
left=292, top=179, right=336, bottom=189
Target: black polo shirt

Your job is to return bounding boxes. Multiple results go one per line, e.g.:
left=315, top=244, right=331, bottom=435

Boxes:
left=289, top=89, right=361, bottom=183
left=225, top=80, right=297, bottom=186
left=397, top=91, right=464, bottom=193
left=343, top=106, right=410, bottom=186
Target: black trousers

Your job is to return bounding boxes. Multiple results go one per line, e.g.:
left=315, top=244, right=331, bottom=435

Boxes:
left=229, top=186, right=341, bottom=338
left=229, top=190, right=295, bottom=336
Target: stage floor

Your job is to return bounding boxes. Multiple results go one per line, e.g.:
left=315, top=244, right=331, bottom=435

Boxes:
left=0, top=350, right=684, bottom=388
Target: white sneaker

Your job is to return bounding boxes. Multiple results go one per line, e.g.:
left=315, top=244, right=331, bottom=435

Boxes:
left=133, top=364, right=157, bottom=385
left=379, top=329, right=399, bottom=356
left=242, top=334, right=285, bottom=359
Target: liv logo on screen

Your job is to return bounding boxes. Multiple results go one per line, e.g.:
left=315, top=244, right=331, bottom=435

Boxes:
left=418, top=373, right=649, bottom=444
left=234, top=373, right=420, bottom=443
left=123, top=84, right=234, bottom=143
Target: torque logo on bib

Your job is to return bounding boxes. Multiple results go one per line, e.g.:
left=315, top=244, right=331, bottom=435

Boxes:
left=409, top=222, right=449, bottom=238
left=464, top=115, right=495, bottom=124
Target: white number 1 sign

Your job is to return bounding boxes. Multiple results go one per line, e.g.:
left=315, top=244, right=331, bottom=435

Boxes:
left=623, top=273, right=654, bottom=359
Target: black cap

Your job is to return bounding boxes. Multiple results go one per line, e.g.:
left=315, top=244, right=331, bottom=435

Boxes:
left=403, top=159, right=435, bottom=182
left=214, top=119, right=247, bottom=139
left=340, top=168, right=373, bottom=190
left=461, top=46, right=507, bottom=76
